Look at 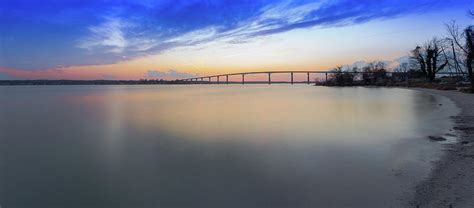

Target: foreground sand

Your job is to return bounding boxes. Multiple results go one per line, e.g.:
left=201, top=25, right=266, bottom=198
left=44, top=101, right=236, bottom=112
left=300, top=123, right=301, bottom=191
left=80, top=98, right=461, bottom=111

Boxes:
left=412, top=88, right=474, bottom=207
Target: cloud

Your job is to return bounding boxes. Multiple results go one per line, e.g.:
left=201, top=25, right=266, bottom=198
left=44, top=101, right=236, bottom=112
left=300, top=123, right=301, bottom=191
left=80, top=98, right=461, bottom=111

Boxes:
left=166, top=26, right=220, bottom=45
left=74, top=0, right=470, bottom=58
left=243, top=0, right=455, bottom=37
left=146, top=69, right=198, bottom=80
left=1, top=0, right=472, bottom=70
left=342, top=56, right=412, bottom=71
left=394, top=55, right=411, bottom=64
left=77, top=16, right=129, bottom=53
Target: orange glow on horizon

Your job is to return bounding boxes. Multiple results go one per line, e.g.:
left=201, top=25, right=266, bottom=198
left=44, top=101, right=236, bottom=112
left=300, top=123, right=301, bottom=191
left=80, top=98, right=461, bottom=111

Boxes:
left=0, top=55, right=390, bottom=80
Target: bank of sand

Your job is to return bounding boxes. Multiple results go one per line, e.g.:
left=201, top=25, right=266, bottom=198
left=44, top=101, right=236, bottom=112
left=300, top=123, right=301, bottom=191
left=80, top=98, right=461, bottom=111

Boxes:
left=412, top=88, right=474, bottom=207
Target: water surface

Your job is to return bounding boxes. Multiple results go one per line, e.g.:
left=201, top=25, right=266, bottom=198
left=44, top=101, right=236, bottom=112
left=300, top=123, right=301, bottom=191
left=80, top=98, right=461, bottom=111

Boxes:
left=0, top=85, right=457, bottom=207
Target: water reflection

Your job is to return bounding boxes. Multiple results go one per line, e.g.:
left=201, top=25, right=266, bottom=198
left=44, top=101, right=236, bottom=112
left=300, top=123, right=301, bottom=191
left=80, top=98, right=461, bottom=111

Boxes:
left=0, top=85, right=457, bottom=207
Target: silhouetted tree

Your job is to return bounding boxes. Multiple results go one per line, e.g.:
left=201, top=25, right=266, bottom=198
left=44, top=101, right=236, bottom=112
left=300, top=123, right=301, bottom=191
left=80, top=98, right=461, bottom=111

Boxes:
left=351, top=66, right=362, bottom=83
left=410, top=46, right=427, bottom=77
left=328, top=66, right=355, bottom=86
left=362, top=66, right=373, bottom=85
left=468, top=18, right=474, bottom=92
left=410, top=38, right=449, bottom=82
left=447, top=18, right=474, bottom=92
left=361, top=61, right=387, bottom=85
left=445, top=22, right=465, bottom=78
left=393, top=62, right=410, bottom=82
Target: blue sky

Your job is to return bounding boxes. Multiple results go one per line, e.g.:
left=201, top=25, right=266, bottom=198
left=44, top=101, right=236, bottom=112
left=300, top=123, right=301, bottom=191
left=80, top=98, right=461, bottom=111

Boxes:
left=0, top=0, right=473, bottom=79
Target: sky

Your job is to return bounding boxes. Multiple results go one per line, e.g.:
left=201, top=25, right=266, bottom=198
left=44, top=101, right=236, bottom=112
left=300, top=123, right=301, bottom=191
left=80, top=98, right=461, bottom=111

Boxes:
left=0, top=0, right=473, bottom=80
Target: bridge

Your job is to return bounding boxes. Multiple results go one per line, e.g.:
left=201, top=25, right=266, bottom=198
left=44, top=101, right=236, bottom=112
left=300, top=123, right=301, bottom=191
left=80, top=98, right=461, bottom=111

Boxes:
left=179, top=71, right=338, bottom=85
left=178, top=71, right=463, bottom=85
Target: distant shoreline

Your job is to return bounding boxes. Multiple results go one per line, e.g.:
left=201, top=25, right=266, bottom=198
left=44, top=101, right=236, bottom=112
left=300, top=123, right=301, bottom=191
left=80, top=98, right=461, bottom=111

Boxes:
left=411, top=88, right=474, bottom=208
left=0, top=80, right=179, bottom=85
left=0, top=80, right=318, bottom=85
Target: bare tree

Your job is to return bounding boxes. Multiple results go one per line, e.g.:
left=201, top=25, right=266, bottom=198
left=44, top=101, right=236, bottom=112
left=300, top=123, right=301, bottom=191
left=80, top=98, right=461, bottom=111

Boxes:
left=393, top=62, right=410, bottom=82
left=328, top=66, right=354, bottom=86
left=447, top=19, right=474, bottom=92
left=351, top=66, right=362, bottom=82
left=466, top=27, right=474, bottom=92
left=361, top=61, right=387, bottom=85
left=410, top=46, right=427, bottom=77
left=446, top=21, right=465, bottom=75
left=410, top=38, right=449, bottom=82
left=398, top=62, right=410, bottom=73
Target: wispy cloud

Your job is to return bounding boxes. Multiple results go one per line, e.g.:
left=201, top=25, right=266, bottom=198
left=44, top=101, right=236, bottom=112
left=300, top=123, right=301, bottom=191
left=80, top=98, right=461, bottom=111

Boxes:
left=77, top=0, right=468, bottom=59
left=77, top=16, right=129, bottom=54
left=166, top=27, right=220, bottom=45
left=343, top=56, right=411, bottom=71
left=1, top=0, right=472, bottom=71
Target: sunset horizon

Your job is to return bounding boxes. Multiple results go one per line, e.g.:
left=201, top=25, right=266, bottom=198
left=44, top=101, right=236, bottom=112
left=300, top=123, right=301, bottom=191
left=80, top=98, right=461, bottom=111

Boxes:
left=1, top=0, right=473, bottom=80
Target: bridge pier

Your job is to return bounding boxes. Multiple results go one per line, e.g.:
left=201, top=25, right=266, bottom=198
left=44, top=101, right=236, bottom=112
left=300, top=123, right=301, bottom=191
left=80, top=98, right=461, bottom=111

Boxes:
left=184, top=71, right=345, bottom=85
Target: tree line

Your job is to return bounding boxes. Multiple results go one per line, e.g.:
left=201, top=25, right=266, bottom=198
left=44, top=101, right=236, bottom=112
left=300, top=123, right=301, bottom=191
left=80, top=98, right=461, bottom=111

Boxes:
left=326, top=11, right=474, bottom=93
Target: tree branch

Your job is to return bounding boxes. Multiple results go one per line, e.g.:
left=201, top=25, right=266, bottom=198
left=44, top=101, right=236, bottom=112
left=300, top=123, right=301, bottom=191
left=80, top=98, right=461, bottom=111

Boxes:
left=446, top=21, right=469, bottom=54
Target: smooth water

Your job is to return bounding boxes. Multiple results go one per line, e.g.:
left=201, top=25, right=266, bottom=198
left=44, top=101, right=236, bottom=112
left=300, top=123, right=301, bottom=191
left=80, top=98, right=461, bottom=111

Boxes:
left=0, top=85, right=457, bottom=208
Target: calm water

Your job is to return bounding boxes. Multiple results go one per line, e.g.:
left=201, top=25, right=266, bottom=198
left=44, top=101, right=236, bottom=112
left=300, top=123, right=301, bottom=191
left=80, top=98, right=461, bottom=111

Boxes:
left=0, top=85, right=457, bottom=208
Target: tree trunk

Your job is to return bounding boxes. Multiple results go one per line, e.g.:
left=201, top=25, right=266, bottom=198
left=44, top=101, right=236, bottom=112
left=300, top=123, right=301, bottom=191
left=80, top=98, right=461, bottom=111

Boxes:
left=466, top=28, right=474, bottom=93
left=426, top=50, right=434, bottom=82
left=468, top=57, right=474, bottom=93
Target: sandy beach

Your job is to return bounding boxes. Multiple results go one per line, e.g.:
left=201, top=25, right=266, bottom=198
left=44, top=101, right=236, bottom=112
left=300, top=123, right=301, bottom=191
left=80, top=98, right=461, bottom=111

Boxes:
left=412, top=88, right=474, bottom=208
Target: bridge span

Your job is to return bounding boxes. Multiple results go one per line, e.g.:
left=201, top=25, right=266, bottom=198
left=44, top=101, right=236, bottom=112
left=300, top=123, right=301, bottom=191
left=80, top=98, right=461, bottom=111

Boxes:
left=179, top=71, right=339, bottom=85
left=179, top=71, right=463, bottom=85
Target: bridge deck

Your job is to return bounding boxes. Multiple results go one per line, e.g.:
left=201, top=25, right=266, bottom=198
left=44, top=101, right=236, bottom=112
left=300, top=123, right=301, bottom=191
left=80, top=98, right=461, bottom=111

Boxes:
left=179, top=71, right=465, bottom=84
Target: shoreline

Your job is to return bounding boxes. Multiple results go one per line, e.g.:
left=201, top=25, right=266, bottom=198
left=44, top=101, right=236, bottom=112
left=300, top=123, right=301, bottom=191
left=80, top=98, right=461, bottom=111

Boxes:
left=411, top=88, right=474, bottom=207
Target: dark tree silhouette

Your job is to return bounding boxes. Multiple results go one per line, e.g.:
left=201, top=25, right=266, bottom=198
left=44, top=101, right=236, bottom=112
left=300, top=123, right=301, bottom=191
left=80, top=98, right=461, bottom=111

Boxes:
left=447, top=19, right=474, bottom=92
left=444, top=22, right=465, bottom=78
left=466, top=27, right=474, bottom=92
left=410, top=46, right=427, bottom=77
left=393, top=62, right=410, bottom=82
left=410, top=38, right=449, bottom=82
left=328, top=66, right=355, bottom=86
left=362, top=61, right=387, bottom=85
